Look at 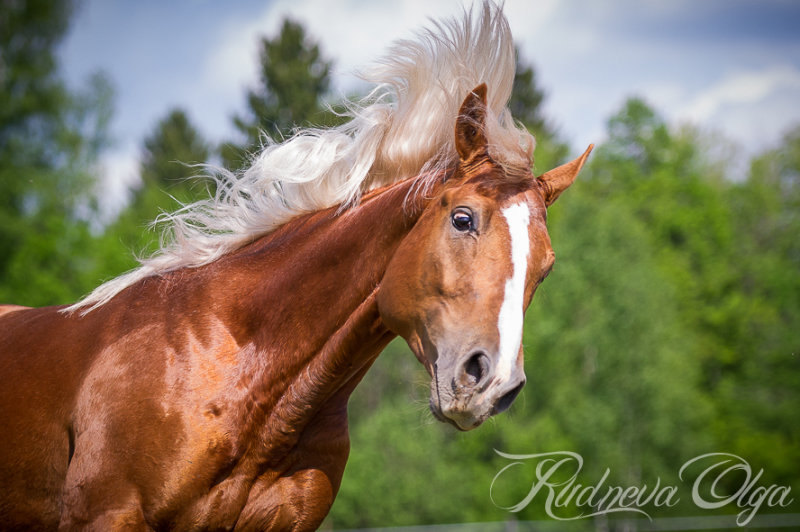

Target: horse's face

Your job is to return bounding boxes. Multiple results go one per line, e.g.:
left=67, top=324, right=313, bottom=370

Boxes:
left=378, top=85, right=592, bottom=430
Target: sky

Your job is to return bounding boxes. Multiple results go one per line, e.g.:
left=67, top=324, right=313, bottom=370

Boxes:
left=59, top=0, right=800, bottom=215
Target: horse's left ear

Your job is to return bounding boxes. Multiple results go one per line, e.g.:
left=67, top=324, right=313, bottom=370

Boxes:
left=537, top=144, right=594, bottom=206
left=455, top=83, right=489, bottom=161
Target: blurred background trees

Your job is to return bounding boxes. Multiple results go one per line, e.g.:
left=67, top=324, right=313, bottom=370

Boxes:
left=103, top=108, right=211, bottom=266
left=0, top=0, right=112, bottom=305
left=1, top=3, right=797, bottom=529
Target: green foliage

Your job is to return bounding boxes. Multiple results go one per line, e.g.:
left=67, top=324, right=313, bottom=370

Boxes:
left=587, top=105, right=799, bottom=499
left=140, top=109, right=210, bottom=191
left=0, top=0, right=113, bottom=306
left=712, top=127, right=800, bottom=490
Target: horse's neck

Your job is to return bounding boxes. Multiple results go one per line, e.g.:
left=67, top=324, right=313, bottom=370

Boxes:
left=225, top=176, right=421, bottom=338
left=213, top=176, right=425, bottom=430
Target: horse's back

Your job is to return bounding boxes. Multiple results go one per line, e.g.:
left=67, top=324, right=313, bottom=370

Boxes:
left=0, top=304, right=96, bottom=529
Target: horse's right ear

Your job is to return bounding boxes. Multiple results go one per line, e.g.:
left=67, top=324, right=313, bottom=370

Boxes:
left=455, top=83, right=489, bottom=161
left=537, top=144, right=594, bottom=206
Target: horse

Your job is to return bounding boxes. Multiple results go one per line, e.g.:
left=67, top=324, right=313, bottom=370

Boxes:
left=0, top=4, right=591, bottom=530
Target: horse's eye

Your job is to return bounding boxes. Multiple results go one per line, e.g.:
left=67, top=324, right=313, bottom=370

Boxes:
left=451, top=209, right=474, bottom=232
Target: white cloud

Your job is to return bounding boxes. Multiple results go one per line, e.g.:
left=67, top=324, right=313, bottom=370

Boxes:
left=672, top=65, right=800, bottom=152
left=680, top=66, right=800, bottom=123
left=202, top=11, right=274, bottom=99
left=202, top=0, right=467, bottom=99
left=95, top=144, right=140, bottom=222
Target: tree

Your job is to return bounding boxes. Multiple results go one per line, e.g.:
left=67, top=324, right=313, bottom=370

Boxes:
left=1, top=0, right=75, bottom=276
left=140, top=109, right=210, bottom=192
left=221, top=19, right=334, bottom=169
left=562, top=99, right=799, bottom=508
left=0, top=0, right=114, bottom=306
left=508, top=48, right=569, bottom=179
left=99, top=108, right=211, bottom=271
left=508, top=47, right=547, bottom=135
left=716, top=127, right=800, bottom=492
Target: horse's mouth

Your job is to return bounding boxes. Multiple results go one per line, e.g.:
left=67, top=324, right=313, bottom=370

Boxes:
left=428, top=397, right=483, bottom=431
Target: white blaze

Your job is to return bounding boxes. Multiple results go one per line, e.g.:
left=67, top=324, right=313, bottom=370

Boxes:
left=496, top=202, right=531, bottom=381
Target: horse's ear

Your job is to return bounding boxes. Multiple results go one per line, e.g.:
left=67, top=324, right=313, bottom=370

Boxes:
left=537, top=144, right=594, bottom=206
left=455, top=83, right=489, bottom=161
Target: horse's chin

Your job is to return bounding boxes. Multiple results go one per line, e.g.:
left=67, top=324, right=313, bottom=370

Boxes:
left=428, top=397, right=486, bottom=431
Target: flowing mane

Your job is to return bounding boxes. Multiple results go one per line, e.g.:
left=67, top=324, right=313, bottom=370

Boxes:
left=69, top=1, right=534, bottom=313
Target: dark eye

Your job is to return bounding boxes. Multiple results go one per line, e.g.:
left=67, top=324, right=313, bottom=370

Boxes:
left=451, top=209, right=474, bottom=232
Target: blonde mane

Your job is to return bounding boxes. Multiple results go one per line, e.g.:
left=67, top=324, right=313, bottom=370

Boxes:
left=68, top=1, right=534, bottom=313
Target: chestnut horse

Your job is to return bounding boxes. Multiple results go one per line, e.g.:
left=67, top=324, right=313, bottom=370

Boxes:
left=0, top=6, right=591, bottom=531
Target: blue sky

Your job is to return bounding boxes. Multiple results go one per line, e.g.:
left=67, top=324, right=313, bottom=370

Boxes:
left=59, top=0, right=800, bottom=214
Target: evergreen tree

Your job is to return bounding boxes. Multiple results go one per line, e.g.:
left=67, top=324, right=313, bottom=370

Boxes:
left=221, top=19, right=333, bottom=169
left=101, top=108, right=211, bottom=268
left=0, top=0, right=113, bottom=306
left=508, top=47, right=547, bottom=135
left=1, top=0, right=75, bottom=271
left=508, top=48, right=569, bottom=177
left=140, top=109, right=210, bottom=192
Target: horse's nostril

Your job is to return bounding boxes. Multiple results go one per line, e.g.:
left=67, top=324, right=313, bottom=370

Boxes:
left=493, top=381, right=525, bottom=415
left=462, top=351, right=488, bottom=387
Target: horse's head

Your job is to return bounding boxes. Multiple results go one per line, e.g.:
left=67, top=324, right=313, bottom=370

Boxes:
left=378, top=84, right=592, bottom=430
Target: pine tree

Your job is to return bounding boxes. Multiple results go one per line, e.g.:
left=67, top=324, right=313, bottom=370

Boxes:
left=508, top=47, right=547, bottom=135
left=0, top=0, right=114, bottom=306
left=139, top=108, right=210, bottom=198
left=221, top=19, right=333, bottom=169
left=102, top=108, right=211, bottom=265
